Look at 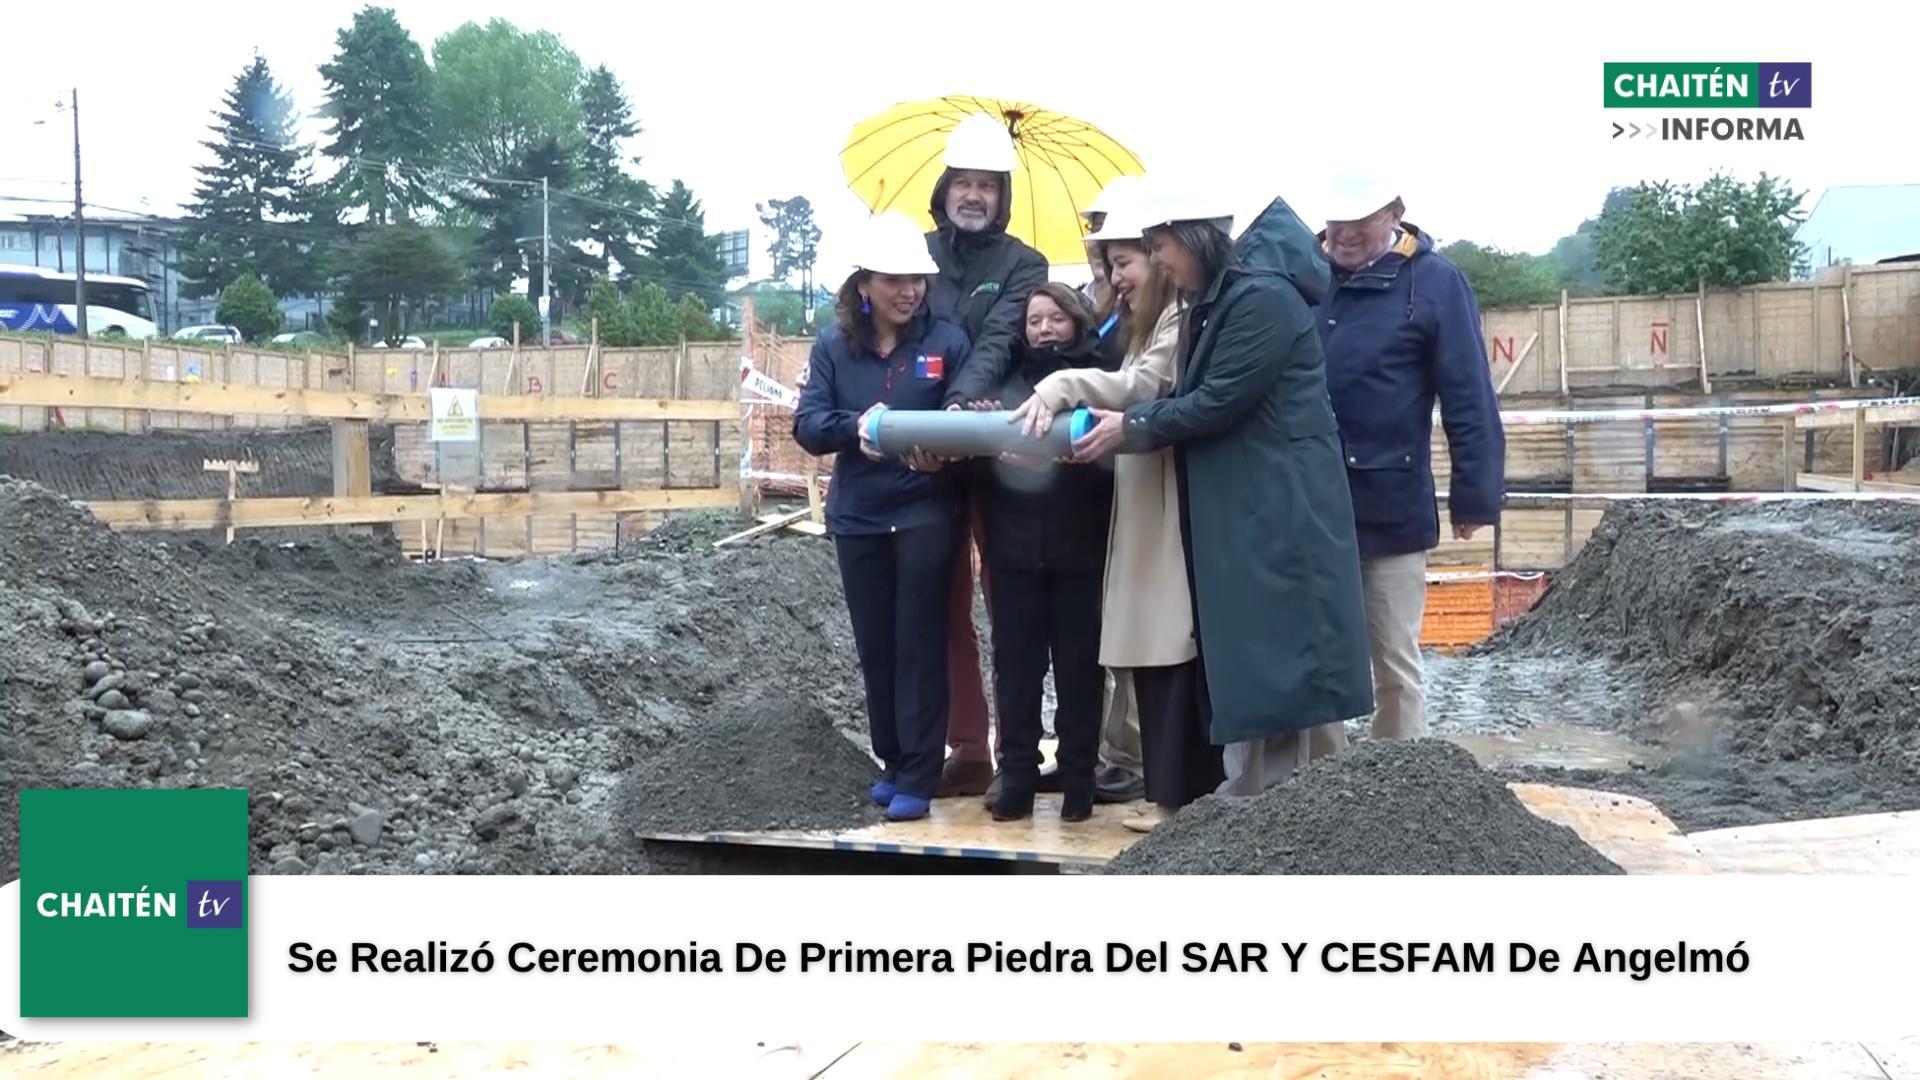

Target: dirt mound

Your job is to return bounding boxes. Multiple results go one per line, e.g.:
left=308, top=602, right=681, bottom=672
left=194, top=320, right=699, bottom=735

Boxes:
left=613, top=693, right=881, bottom=835
left=1483, top=502, right=1920, bottom=772
left=1103, top=740, right=1624, bottom=875
left=0, top=475, right=870, bottom=880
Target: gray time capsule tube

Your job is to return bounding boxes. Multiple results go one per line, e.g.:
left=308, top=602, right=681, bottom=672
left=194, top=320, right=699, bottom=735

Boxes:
left=865, top=407, right=1097, bottom=459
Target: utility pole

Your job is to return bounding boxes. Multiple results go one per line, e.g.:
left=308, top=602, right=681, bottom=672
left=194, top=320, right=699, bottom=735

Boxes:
left=541, top=175, right=552, bottom=346
left=71, top=88, right=88, bottom=340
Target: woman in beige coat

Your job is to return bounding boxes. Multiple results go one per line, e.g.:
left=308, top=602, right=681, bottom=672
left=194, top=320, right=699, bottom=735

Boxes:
left=1009, top=212, right=1224, bottom=832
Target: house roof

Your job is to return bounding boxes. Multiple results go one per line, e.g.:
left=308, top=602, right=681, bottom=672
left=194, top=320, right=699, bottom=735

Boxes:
left=1796, top=183, right=1920, bottom=268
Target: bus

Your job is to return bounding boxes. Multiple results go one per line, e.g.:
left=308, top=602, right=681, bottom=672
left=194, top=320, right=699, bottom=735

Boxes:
left=0, top=265, right=159, bottom=339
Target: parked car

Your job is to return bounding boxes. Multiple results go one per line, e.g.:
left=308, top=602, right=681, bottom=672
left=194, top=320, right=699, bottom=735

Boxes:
left=172, top=324, right=242, bottom=345
left=270, top=330, right=328, bottom=346
left=468, top=336, right=510, bottom=349
left=369, top=336, right=428, bottom=350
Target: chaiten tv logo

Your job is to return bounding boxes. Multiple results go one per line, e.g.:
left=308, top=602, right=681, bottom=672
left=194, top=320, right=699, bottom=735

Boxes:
left=18, top=789, right=249, bottom=1017
left=1603, top=62, right=1811, bottom=142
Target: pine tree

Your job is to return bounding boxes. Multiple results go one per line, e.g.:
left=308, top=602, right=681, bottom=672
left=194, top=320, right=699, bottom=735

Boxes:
left=179, top=54, right=328, bottom=299
left=576, top=65, right=655, bottom=280
left=318, top=6, right=438, bottom=225
left=629, top=180, right=727, bottom=312
left=457, top=136, right=588, bottom=310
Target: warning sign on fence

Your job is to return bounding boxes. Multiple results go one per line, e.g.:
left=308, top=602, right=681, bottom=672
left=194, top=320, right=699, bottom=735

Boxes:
left=430, top=388, right=479, bottom=442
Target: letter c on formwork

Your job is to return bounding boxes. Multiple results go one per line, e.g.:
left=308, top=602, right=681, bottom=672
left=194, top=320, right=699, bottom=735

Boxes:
left=602, top=372, right=618, bottom=392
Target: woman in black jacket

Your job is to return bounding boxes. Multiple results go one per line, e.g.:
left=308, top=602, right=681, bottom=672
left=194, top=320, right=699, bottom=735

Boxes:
left=979, top=283, right=1121, bottom=822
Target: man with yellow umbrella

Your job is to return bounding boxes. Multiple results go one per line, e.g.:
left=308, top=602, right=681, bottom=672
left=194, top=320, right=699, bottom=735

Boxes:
left=918, top=114, right=1050, bottom=798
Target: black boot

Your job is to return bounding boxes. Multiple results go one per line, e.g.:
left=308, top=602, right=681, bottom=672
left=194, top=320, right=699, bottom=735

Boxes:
left=1060, top=781, right=1094, bottom=823
left=991, top=784, right=1035, bottom=822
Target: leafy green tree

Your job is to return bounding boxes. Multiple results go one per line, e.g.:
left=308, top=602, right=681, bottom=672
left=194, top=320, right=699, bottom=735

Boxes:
left=430, top=19, right=584, bottom=178
left=576, top=65, right=655, bottom=279
left=215, top=273, right=281, bottom=341
left=678, top=294, right=733, bottom=342
left=180, top=54, right=329, bottom=298
left=1439, top=241, right=1561, bottom=309
left=735, top=280, right=831, bottom=335
left=1594, top=173, right=1809, bottom=294
left=628, top=180, right=728, bottom=310
left=489, top=293, right=540, bottom=341
left=318, top=6, right=439, bottom=224
left=342, top=222, right=461, bottom=344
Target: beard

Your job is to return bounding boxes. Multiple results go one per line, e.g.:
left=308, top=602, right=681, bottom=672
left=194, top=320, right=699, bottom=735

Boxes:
left=949, top=206, right=993, bottom=232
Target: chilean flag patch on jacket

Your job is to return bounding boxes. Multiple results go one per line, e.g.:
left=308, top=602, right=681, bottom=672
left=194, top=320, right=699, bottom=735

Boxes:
left=916, top=354, right=944, bottom=379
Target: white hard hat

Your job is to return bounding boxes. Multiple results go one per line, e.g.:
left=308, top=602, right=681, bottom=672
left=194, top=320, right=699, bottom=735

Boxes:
left=1320, top=177, right=1403, bottom=224
left=1140, top=186, right=1235, bottom=236
left=943, top=113, right=1020, bottom=174
left=854, top=212, right=939, bottom=276
left=1082, top=174, right=1145, bottom=221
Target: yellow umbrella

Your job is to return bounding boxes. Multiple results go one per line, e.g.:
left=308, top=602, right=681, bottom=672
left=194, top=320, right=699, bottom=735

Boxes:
left=841, top=94, right=1146, bottom=266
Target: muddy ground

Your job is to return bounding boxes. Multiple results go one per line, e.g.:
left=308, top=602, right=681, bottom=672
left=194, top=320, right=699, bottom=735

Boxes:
left=0, top=480, right=872, bottom=880
left=1432, top=501, right=1920, bottom=830
left=7, top=473, right=1919, bottom=878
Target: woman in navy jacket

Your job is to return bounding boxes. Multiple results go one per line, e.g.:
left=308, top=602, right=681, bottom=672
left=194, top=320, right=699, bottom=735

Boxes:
left=792, top=213, right=974, bottom=822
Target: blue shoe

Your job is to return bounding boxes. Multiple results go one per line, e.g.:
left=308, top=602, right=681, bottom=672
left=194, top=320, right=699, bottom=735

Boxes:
left=869, top=779, right=897, bottom=807
left=885, top=793, right=931, bottom=821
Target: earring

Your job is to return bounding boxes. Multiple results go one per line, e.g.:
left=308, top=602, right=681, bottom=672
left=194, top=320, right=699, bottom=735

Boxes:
left=860, top=296, right=871, bottom=315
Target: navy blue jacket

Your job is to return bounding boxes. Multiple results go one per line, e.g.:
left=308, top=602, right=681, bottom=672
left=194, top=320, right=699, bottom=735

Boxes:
left=1317, top=224, right=1505, bottom=557
left=792, top=310, right=973, bottom=536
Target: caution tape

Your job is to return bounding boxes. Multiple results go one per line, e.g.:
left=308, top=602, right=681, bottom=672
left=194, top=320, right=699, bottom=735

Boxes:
left=1491, top=394, right=1919, bottom=426
left=738, top=361, right=799, bottom=408
left=1425, top=570, right=1549, bottom=582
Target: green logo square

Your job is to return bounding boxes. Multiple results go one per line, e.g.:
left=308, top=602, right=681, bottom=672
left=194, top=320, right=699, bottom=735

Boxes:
left=19, top=789, right=249, bottom=1018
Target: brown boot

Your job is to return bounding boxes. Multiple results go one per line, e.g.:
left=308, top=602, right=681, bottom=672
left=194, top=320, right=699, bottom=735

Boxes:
left=936, top=757, right=995, bottom=798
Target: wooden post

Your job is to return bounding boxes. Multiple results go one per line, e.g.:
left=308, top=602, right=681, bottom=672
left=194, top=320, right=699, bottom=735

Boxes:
left=330, top=349, right=372, bottom=538
left=1748, top=287, right=1761, bottom=376
left=1781, top=417, right=1797, bottom=492
left=1610, top=298, right=1621, bottom=371
left=80, top=335, right=92, bottom=430
left=1852, top=409, right=1867, bottom=492
left=1841, top=266, right=1857, bottom=388
left=1811, top=282, right=1822, bottom=371
left=737, top=309, right=757, bottom=519
left=1695, top=281, right=1711, bottom=394
left=137, top=337, right=151, bottom=433
left=1556, top=290, right=1569, bottom=395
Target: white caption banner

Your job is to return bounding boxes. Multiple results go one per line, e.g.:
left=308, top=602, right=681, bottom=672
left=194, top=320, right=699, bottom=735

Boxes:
left=4, top=876, right=1917, bottom=1043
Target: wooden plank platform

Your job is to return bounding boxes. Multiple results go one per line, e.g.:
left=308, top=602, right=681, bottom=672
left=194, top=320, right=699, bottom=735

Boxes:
left=1686, top=811, right=1920, bottom=874
left=636, top=783, right=1705, bottom=874
left=640, top=794, right=1139, bottom=869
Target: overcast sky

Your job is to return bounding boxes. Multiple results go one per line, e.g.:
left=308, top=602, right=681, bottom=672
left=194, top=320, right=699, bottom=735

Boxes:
left=4, top=0, right=1908, bottom=287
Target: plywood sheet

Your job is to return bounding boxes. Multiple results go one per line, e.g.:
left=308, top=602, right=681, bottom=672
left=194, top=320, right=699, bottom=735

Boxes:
left=636, top=784, right=1697, bottom=875
left=1685, top=811, right=1920, bottom=874
left=1507, top=784, right=1711, bottom=874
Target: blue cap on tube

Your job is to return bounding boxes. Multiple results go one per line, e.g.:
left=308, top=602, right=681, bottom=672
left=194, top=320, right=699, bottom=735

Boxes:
left=1069, top=407, right=1095, bottom=444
